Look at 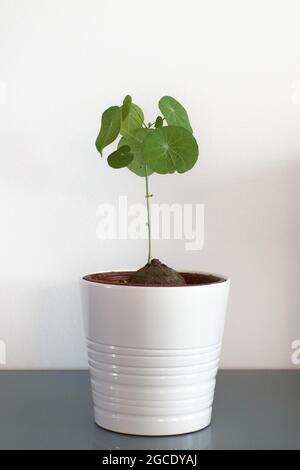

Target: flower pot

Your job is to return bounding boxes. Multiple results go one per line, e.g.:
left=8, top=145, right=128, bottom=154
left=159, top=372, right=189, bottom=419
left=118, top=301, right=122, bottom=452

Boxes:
left=80, top=271, right=230, bottom=436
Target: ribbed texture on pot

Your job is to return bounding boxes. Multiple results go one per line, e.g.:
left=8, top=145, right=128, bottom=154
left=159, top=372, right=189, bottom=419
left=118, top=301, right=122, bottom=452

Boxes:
left=87, top=339, right=221, bottom=435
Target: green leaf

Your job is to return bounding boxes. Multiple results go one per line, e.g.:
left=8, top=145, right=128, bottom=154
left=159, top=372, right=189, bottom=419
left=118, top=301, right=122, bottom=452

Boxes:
left=159, top=96, right=193, bottom=133
left=121, top=95, right=132, bottom=120
left=120, top=103, right=144, bottom=136
left=95, top=106, right=121, bottom=156
left=155, top=116, right=163, bottom=128
left=142, top=126, right=198, bottom=174
left=119, top=128, right=154, bottom=177
left=107, top=145, right=133, bottom=169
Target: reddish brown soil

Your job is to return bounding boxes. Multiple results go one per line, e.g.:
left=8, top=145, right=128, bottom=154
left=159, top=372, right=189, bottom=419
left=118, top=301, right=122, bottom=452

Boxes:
left=83, top=260, right=226, bottom=287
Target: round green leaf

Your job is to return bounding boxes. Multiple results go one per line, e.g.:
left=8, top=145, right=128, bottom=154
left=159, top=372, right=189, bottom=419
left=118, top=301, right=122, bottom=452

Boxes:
left=119, top=128, right=154, bottom=177
left=159, top=96, right=193, bottom=133
left=95, top=106, right=121, bottom=156
left=121, top=95, right=132, bottom=120
left=120, top=103, right=144, bottom=136
left=107, top=145, right=133, bottom=169
left=142, top=126, right=198, bottom=174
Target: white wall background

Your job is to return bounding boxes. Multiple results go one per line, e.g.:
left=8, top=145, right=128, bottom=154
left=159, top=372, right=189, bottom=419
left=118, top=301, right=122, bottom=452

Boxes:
left=0, top=0, right=300, bottom=369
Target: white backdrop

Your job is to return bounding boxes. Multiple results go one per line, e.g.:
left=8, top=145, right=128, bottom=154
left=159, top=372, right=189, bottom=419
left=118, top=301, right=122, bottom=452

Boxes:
left=0, top=0, right=300, bottom=369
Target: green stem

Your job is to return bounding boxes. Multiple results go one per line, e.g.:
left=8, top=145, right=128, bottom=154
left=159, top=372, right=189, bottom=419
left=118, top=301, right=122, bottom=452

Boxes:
left=145, top=164, right=152, bottom=265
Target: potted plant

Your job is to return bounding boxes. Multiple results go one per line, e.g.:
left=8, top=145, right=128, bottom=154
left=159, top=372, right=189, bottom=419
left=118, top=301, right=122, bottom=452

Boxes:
left=80, top=95, right=230, bottom=436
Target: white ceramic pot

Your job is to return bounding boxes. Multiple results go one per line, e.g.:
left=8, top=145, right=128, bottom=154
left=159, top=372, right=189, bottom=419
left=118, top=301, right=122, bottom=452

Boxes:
left=80, top=270, right=230, bottom=436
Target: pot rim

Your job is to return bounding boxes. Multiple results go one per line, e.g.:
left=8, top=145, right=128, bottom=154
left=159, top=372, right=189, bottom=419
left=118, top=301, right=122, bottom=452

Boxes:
left=80, top=269, right=230, bottom=288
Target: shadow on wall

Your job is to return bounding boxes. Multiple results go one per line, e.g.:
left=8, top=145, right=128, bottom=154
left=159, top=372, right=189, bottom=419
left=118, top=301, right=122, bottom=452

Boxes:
left=285, top=160, right=300, bottom=368
left=166, top=160, right=300, bottom=369
left=0, top=280, right=87, bottom=369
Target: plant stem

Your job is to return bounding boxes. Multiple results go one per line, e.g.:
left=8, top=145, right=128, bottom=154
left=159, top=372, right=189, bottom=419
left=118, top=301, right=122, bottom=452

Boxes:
left=145, top=164, right=152, bottom=265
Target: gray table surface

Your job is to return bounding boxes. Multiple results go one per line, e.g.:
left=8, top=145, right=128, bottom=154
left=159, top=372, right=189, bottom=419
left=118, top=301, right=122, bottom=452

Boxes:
left=0, top=370, right=299, bottom=450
